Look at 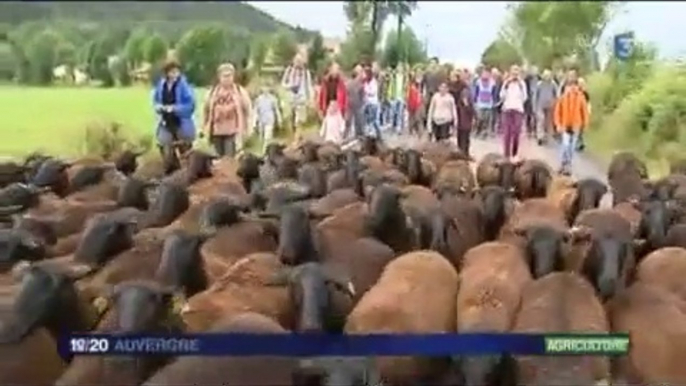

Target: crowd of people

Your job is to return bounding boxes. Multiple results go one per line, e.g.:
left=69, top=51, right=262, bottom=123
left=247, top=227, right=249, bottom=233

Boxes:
left=152, top=54, right=592, bottom=176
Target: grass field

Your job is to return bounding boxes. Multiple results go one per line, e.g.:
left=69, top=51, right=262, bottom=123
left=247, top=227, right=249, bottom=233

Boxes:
left=1, top=86, right=209, bottom=158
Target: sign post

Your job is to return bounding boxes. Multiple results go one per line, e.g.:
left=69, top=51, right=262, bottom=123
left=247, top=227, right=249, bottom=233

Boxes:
left=613, top=32, right=635, bottom=61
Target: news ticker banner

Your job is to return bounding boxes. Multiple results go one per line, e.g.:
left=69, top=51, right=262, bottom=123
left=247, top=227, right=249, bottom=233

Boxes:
left=59, top=333, right=630, bottom=358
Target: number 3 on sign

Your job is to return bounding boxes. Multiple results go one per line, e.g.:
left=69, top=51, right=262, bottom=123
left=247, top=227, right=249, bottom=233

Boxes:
left=70, top=337, right=109, bottom=354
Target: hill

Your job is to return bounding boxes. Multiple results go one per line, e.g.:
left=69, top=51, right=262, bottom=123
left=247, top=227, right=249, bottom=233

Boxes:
left=0, top=1, right=313, bottom=39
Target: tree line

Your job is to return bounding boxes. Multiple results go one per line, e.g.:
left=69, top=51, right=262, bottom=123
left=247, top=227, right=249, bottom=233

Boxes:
left=2, top=0, right=428, bottom=89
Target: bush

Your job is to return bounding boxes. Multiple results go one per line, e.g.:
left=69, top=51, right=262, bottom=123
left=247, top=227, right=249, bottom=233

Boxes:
left=82, top=121, right=152, bottom=159
left=588, top=64, right=686, bottom=176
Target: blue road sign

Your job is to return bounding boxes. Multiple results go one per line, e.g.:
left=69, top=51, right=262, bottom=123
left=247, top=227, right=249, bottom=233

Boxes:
left=614, top=32, right=634, bottom=61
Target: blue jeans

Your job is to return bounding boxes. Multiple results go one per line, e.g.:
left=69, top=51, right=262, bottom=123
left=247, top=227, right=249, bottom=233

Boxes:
left=388, top=99, right=405, bottom=134
left=364, top=102, right=382, bottom=138
left=559, top=130, right=579, bottom=168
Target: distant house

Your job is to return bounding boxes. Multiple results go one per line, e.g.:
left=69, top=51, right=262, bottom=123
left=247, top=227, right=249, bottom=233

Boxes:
left=53, top=65, right=90, bottom=85
left=131, top=62, right=152, bottom=83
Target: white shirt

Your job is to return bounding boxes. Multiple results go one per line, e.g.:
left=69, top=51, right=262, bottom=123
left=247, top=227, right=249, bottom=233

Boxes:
left=500, top=79, right=528, bottom=112
left=363, top=78, right=379, bottom=105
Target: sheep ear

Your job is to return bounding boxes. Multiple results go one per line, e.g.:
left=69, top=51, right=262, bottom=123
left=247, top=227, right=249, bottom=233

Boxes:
left=322, top=266, right=356, bottom=298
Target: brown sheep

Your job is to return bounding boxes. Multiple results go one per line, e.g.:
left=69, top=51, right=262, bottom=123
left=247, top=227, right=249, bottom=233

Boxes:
left=142, top=312, right=300, bottom=386
left=635, top=247, right=686, bottom=302
left=432, top=160, right=476, bottom=197
left=344, top=251, right=459, bottom=386
left=419, top=141, right=471, bottom=170
left=513, top=159, right=552, bottom=199
left=180, top=253, right=292, bottom=332
left=512, top=272, right=611, bottom=386
left=400, top=184, right=441, bottom=224
left=608, top=151, right=648, bottom=182
left=25, top=199, right=118, bottom=238
left=547, top=176, right=608, bottom=225
left=200, top=219, right=278, bottom=266
left=610, top=172, right=652, bottom=206
left=500, top=198, right=585, bottom=278
left=308, top=188, right=361, bottom=217
left=55, top=281, right=186, bottom=386
left=476, top=153, right=523, bottom=190
left=456, top=242, right=532, bottom=386
left=569, top=208, right=639, bottom=300
left=429, top=193, right=485, bottom=269
left=606, top=283, right=686, bottom=385
left=0, top=263, right=102, bottom=386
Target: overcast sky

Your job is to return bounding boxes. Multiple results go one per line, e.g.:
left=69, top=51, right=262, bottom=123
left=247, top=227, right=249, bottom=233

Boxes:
left=249, top=1, right=686, bottom=67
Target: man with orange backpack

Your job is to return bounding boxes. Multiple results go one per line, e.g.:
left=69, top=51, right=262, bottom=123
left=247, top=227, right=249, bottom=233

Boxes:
left=554, top=78, right=589, bottom=176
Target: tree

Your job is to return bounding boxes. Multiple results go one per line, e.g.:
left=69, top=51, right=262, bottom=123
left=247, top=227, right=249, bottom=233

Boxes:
left=175, top=25, right=227, bottom=85
left=87, top=31, right=119, bottom=87
left=501, top=1, right=618, bottom=70
left=381, top=26, right=426, bottom=68
left=307, top=32, right=327, bottom=75
left=123, top=28, right=148, bottom=68
left=109, top=54, right=131, bottom=86
left=25, top=29, right=62, bottom=85
left=272, top=29, right=298, bottom=67
left=143, top=33, right=168, bottom=67
left=480, top=38, right=522, bottom=70
left=387, top=1, right=417, bottom=63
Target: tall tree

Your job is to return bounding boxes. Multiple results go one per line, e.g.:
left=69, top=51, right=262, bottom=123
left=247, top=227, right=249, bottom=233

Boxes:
left=175, top=25, right=227, bottom=85
left=501, top=1, right=618, bottom=70
left=387, top=1, right=417, bottom=63
left=143, top=33, right=168, bottom=66
left=480, top=38, right=522, bottom=70
left=381, top=26, right=426, bottom=68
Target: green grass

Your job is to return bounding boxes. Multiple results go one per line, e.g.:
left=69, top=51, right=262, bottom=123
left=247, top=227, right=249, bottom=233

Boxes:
left=1, top=85, right=318, bottom=159
left=1, top=85, right=210, bottom=158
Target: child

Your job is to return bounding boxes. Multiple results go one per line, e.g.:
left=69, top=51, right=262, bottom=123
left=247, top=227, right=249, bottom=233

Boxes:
left=320, top=101, right=345, bottom=144
left=406, top=74, right=423, bottom=137
left=456, top=87, right=475, bottom=157
left=253, top=84, right=281, bottom=153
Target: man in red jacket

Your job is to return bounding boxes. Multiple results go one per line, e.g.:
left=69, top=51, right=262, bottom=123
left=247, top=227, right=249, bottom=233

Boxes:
left=406, top=72, right=423, bottom=137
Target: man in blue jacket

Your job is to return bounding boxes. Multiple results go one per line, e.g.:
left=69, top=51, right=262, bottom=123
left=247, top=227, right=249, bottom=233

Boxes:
left=152, top=59, right=196, bottom=156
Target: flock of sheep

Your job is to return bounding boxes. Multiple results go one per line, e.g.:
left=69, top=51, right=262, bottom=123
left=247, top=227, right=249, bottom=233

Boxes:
left=0, top=135, right=686, bottom=386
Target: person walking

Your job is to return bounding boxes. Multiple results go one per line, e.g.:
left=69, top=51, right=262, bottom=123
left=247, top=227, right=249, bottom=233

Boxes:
left=554, top=79, right=588, bottom=176
left=281, top=53, right=314, bottom=136
left=362, top=66, right=382, bottom=139
left=253, top=83, right=282, bottom=153
left=345, top=64, right=366, bottom=140
left=534, top=69, right=558, bottom=145
left=386, top=63, right=408, bottom=134
left=473, top=67, right=497, bottom=138
left=202, top=63, right=244, bottom=157
left=153, top=59, right=196, bottom=157
left=576, top=77, right=591, bottom=152
left=491, top=67, right=504, bottom=136
left=406, top=72, right=424, bottom=138
left=456, top=86, right=475, bottom=157
left=317, top=61, right=348, bottom=122
left=523, top=65, right=540, bottom=137
left=499, top=65, right=528, bottom=159
left=427, top=82, right=458, bottom=142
